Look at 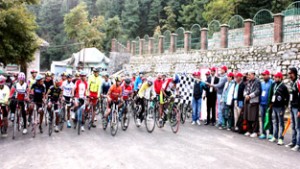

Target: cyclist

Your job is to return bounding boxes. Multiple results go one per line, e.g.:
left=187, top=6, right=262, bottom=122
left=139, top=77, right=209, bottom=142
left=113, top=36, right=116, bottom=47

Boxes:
left=158, top=74, right=180, bottom=125
left=103, top=77, right=123, bottom=125
left=61, top=73, right=75, bottom=128
left=74, top=71, right=88, bottom=132
left=136, top=77, right=155, bottom=127
left=72, top=71, right=80, bottom=84
left=29, top=74, right=46, bottom=133
left=59, top=72, right=67, bottom=87
left=120, top=78, right=133, bottom=125
left=134, top=72, right=144, bottom=92
left=101, top=72, right=111, bottom=96
left=28, top=69, right=38, bottom=89
left=87, top=68, right=101, bottom=127
left=44, top=71, right=54, bottom=93
left=9, top=72, right=29, bottom=134
left=0, top=75, right=10, bottom=137
left=46, top=78, right=62, bottom=132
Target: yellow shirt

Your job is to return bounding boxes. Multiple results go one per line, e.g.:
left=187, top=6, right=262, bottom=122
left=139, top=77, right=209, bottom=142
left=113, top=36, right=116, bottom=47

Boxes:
left=138, top=82, right=151, bottom=98
left=88, top=74, right=101, bottom=96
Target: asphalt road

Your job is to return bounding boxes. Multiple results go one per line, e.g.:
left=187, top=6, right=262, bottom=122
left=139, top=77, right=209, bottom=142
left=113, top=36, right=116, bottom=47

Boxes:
left=0, top=117, right=300, bottom=169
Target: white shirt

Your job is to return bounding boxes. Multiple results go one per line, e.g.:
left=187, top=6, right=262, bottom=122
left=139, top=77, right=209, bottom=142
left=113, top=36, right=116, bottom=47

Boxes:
left=62, top=81, right=74, bottom=97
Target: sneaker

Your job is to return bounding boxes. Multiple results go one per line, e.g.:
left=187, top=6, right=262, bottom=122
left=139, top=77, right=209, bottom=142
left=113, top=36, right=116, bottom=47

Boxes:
left=94, top=117, right=97, bottom=121
left=196, top=120, right=201, bottom=126
left=267, top=134, right=273, bottom=140
left=250, top=133, right=258, bottom=138
left=54, top=126, right=59, bottom=132
left=259, top=134, right=266, bottom=139
left=269, top=137, right=276, bottom=143
left=291, top=145, right=300, bottom=151
left=39, top=125, right=43, bottom=134
left=81, top=126, right=85, bottom=132
left=218, top=126, right=223, bottom=130
left=124, top=118, right=128, bottom=127
left=137, top=119, right=141, bottom=127
left=244, top=132, right=251, bottom=136
left=23, top=128, right=28, bottom=134
left=285, top=142, right=295, bottom=148
left=234, top=127, right=239, bottom=131
left=1, top=133, right=8, bottom=137
left=191, top=121, right=196, bottom=125
left=277, top=139, right=284, bottom=146
left=91, top=123, right=96, bottom=128
left=67, top=121, right=71, bottom=128
left=10, top=113, right=15, bottom=121
left=227, top=127, right=231, bottom=131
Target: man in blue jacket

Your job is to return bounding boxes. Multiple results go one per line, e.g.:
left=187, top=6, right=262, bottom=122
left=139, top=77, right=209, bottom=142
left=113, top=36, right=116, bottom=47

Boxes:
left=259, top=70, right=274, bottom=139
left=134, top=72, right=144, bottom=91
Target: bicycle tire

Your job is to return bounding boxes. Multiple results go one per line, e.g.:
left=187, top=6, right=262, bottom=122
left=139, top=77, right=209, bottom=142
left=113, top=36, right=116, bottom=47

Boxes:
left=12, top=110, right=19, bottom=139
left=133, top=105, right=140, bottom=127
left=145, top=107, right=156, bottom=133
left=121, top=106, right=130, bottom=131
left=170, top=107, right=180, bottom=134
left=77, top=107, right=81, bottom=135
left=110, top=105, right=118, bottom=136
left=44, top=108, right=48, bottom=127
left=59, top=108, right=65, bottom=131
left=32, top=109, right=37, bottom=138
left=180, top=104, right=187, bottom=124
left=48, top=112, right=53, bottom=136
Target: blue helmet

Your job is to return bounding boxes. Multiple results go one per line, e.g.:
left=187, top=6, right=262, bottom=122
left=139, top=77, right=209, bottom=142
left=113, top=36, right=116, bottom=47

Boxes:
left=173, top=74, right=180, bottom=84
left=35, top=74, right=44, bottom=81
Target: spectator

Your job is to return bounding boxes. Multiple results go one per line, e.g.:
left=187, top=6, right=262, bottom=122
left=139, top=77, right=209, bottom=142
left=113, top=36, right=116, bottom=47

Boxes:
left=233, top=72, right=245, bottom=131
left=244, top=70, right=261, bottom=138
left=259, top=70, right=274, bottom=140
left=285, top=67, right=300, bottom=151
left=192, top=71, right=207, bottom=126
left=269, top=72, right=289, bottom=145
left=220, top=72, right=235, bottom=130
left=205, top=67, right=219, bottom=126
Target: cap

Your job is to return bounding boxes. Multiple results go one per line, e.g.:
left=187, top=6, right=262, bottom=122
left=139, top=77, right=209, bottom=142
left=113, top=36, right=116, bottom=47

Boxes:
left=192, top=71, right=201, bottom=77
left=210, top=67, right=217, bottom=72
left=261, top=70, right=270, bottom=75
left=227, top=72, right=234, bottom=77
left=205, top=71, right=211, bottom=75
left=221, top=65, right=228, bottom=72
left=274, top=72, right=283, bottom=79
left=235, top=72, right=243, bottom=77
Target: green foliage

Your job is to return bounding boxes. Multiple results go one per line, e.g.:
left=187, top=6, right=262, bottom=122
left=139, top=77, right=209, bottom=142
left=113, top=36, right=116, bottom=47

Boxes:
left=161, top=6, right=177, bottom=32
left=121, top=0, right=140, bottom=38
left=179, top=0, right=208, bottom=28
left=0, top=1, right=39, bottom=72
left=203, top=0, right=236, bottom=23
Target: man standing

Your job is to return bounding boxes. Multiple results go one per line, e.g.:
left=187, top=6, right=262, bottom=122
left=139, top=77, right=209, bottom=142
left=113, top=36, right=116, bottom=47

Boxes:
left=286, top=67, right=300, bottom=150
left=244, top=70, right=261, bottom=138
left=192, top=71, right=207, bottom=125
left=233, top=72, right=245, bottom=131
left=205, top=67, right=219, bottom=126
left=259, top=70, right=274, bottom=140
left=269, top=72, right=289, bottom=145
left=207, top=65, right=228, bottom=127
left=221, top=72, right=235, bottom=130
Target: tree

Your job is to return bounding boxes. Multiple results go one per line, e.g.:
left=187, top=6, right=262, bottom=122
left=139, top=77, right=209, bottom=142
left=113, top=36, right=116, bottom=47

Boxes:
left=179, top=0, right=209, bottom=28
left=161, top=6, right=177, bottom=32
left=64, top=3, right=105, bottom=50
left=202, top=0, right=236, bottom=23
left=96, top=0, right=125, bottom=19
left=121, top=0, right=140, bottom=39
left=103, top=16, right=122, bottom=53
left=147, top=0, right=162, bottom=35
left=82, top=0, right=98, bottom=18
left=0, top=0, right=39, bottom=72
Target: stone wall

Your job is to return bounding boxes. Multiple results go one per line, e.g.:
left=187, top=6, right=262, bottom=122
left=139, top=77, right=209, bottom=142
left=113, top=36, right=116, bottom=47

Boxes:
left=124, top=42, right=300, bottom=81
left=108, top=52, right=131, bottom=74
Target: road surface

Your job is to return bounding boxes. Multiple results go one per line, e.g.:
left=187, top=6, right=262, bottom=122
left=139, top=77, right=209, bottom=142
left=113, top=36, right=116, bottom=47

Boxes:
left=0, top=119, right=299, bottom=169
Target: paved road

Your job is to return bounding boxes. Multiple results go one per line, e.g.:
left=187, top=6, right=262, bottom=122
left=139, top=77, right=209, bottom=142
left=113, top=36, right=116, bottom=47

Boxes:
left=0, top=118, right=300, bottom=169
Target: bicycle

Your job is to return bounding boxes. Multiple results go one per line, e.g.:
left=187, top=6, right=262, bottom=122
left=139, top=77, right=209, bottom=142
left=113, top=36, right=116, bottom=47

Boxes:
left=0, top=103, right=8, bottom=137
left=133, top=97, right=143, bottom=128
left=74, top=98, right=85, bottom=135
left=57, top=102, right=65, bottom=131
left=48, top=100, right=59, bottom=136
left=120, top=99, right=132, bottom=131
left=159, top=96, right=181, bottom=134
left=12, top=100, right=25, bottom=140
left=61, top=98, right=73, bottom=128
left=30, top=103, right=39, bottom=138
left=110, top=100, right=119, bottom=136
left=144, top=98, right=156, bottom=133
left=87, top=97, right=98, bottom=130
left=100, top=95, right=107, bottom=118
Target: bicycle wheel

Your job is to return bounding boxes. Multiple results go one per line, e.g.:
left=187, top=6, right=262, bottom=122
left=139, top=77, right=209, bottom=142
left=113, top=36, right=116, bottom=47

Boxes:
left=32, top=109, right=37, bottom=138
left=170, top=107, right=180, bottom=134
left=110, top=106, right=118, bottom=136
left=77, top=108, right=81, bottom=135
left=48, top=112, right=53, bottom=136
left=12, top=110, right=18, bottom=139
left=180, top=104, right=187, bottom=124
left=88, top=106, right=93, bottom=130
left=145, top=107, right=156, bottom=133
left=121, top=106, right=130, bottom=131
left=133, top=105, right=140, bottom=127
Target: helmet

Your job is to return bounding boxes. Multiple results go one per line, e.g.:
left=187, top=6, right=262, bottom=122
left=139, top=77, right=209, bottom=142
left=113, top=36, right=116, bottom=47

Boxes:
left=102, top=72, right=109, bottom=78
left=0, top=75, right=6, bottom=85
left=30, top=70, right=38, bottom=74
left=61, top=72, right=66, bottom=76
left=18, top=72, right=26, bottom=81
left=147, top=77, right=153, bottom=86
left=75, top=71, right=80, bottom=77
left=173, top=74, right=180, bottom=84
left=45, top=71, right=52, bottom=77
left=35, top=74, right=44, bottom=81
left=93, top=67, right=100, bottom=72
left=125, top=78, right=131, bottom=85
left=115, top=76, right=121, bottom=82
left=80, top=71, right=87, bottom=77
left=66, top=73, right=73, bottom=78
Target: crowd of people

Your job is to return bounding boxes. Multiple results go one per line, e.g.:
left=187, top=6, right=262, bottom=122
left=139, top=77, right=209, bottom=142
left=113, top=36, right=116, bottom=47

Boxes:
left=0, top=65, right=299, bottom=152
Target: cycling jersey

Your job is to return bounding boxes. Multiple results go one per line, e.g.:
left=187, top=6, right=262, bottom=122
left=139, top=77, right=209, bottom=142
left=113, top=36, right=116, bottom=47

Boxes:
left=88, top=74, right=101, bottom=98
left=0, top=85, right=10, bottom=104
left=108, top=84, right=122, bottom=101
left=48, top=85, right=62, bottom=102
left=61, top=81, right=74, bottom=97
left=31, top=83, right=46, bottom=103
left=122, top=84, right=133, bottom=100
left=10, top=82, right=28, bottom=101
left=101, top=80, right=111, bottom=95
left=138, top=82, right=153, bottom=99
left=162, top=78, right=175, bottom=92
left=27, top=78, right=36, bottom=89
left=74, top=80, right=88, bottom=98
left=44, top=79, right=53, bottom=93
left=154, top=78, right=164, bottom=95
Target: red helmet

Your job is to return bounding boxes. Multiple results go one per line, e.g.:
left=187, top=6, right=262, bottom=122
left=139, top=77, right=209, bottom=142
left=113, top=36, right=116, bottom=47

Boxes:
left=30, top=69, right=38, bottom=74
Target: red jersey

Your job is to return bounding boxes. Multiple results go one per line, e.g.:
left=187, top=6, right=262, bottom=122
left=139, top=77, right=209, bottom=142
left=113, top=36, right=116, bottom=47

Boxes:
left=109, top=84, right=122, bottom=101
left=154, top=79, right=164, bottom=94
left=74, top=80, right=88, bottom=98
left=122, top=84, right=133, bottom=100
